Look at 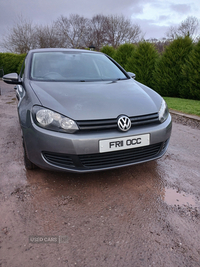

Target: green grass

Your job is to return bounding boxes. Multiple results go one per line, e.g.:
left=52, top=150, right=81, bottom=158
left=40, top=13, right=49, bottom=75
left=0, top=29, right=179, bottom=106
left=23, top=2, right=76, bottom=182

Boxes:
left=164, top=97, right=200, bottom=117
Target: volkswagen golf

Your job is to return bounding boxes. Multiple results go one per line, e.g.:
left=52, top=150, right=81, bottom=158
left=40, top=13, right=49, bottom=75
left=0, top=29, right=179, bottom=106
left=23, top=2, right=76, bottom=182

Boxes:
left=3, top=48, right=172, bottom=172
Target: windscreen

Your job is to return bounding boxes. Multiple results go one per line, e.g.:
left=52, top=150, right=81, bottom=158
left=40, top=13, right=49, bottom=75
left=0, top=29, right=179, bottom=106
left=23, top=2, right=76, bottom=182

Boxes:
left=31, top=51, right=128, bottom=81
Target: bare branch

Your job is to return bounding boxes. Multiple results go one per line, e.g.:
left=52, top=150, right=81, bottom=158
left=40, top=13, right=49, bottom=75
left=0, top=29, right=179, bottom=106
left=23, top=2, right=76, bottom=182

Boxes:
left=104, top=15, right=142, bottom=48
left=55, top=14, right=89, bottom=48
left=86, top=14, right=107, bottom=50
left=166, top=16, right=199, bottom=40
left=2, top=14, right=143, bottom=52
left=2, top=15, right=36, bottom=53
left=34, top=23, right=65, bottom=48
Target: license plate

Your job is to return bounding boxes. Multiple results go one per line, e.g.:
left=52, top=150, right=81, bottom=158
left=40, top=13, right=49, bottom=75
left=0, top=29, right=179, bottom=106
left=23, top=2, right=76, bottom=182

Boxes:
left=99, top=134, right=150, bottom=153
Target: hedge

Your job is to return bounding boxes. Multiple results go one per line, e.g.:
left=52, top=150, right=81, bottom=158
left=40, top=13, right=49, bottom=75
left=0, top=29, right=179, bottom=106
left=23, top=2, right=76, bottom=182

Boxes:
left=0, top=53, right=26, bottom=77
left=125, top=42, right=158, bottom=88
left=181, top=39, right=200, bottom=100
left=152, top=36, right=193, bottom=97
left=1, top=39, right=200, bottom=100
left=114, top=43, right=135, bottom=69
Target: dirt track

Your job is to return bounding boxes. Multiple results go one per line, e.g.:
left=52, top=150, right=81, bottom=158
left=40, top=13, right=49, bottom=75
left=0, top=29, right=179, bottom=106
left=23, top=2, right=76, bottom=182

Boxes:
left=0, top=81, right=200, bottom=267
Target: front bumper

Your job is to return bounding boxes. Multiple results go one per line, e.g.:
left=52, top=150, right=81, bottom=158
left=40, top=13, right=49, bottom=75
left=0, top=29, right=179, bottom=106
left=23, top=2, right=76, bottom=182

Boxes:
left=22, top=114, right=172, bottom=172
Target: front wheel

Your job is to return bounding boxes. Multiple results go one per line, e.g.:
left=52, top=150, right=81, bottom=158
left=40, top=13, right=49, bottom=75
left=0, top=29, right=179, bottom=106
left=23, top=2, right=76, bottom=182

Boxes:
left=23, top=142, right=37, bottom=170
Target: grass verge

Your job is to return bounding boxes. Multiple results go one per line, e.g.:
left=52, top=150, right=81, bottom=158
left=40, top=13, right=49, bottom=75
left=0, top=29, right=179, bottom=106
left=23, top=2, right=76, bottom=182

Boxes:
left=164, top=97, right=200, bottom=117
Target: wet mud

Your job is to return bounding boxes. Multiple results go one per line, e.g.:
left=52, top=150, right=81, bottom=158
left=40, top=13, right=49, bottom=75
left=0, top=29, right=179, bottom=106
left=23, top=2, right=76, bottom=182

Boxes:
left=0, top=81, right=200, bottom=267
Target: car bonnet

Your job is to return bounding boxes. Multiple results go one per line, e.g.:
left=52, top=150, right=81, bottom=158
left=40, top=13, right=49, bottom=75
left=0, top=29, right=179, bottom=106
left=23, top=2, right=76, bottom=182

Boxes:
left=30, top=79, right=159, bottom=120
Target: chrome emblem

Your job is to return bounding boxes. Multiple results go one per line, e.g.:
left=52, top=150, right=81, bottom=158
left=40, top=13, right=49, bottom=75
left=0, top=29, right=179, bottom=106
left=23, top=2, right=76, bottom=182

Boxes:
left=117, top=115, right=131, bottom=132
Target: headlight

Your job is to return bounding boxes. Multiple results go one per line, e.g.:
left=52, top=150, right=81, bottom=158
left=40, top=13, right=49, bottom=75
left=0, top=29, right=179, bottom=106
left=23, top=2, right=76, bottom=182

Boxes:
left=32, top=106, right=79, bottom=133
left=159, top=100, right=169, bottom=123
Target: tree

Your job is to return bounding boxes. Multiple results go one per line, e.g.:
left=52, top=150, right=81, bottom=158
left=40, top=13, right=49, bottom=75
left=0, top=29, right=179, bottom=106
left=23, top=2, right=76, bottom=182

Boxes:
left=2, top=14, right=143, bottom=52
left=34, top=23, right=64, bottom=48
left=104, top=15, right=142, bottom=48
left=126, top=42, right=158, bottom=88
left=181, top=40, right=200, bottom=100
left=55, top=14, right=89, bottom=48
left=152, top=36, right=193, bottom=97
left=166, top=16, right=199, bottom=40
left=100, top=45, right=116, bottom=58
left=114, top=43, right=135, bottom=69
left=86, top=15, right=107, bottom=50
left=146, top=38, right=172, bottom=54
left=2, top=16, right=36, bottom=54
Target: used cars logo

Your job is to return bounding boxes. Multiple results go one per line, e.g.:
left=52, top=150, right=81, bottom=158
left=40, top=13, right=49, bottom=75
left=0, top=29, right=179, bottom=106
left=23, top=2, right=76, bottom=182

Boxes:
left=118, top=115, right=131, bottom=132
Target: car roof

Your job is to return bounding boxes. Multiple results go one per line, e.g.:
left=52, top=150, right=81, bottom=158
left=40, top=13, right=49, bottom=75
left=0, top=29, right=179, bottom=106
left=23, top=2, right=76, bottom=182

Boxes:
left=28, top=48, right=101, bottom=54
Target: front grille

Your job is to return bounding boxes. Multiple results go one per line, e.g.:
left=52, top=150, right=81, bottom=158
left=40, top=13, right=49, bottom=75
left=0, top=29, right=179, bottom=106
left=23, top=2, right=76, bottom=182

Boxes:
left=76, top=113, right=159, bottom=131
left=42, top=142, right=163, bottom=170
left=79, top=143, right=162, bottom=168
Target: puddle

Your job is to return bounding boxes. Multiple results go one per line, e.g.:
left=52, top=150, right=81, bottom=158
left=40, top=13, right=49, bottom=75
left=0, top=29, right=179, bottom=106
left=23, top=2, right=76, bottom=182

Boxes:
left=163, top=188, right=196, bottom=206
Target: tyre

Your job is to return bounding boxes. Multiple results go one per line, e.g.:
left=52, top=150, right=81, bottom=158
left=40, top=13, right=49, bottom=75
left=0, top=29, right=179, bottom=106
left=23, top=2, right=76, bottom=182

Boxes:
left=23, top=141, right=37, bottom=170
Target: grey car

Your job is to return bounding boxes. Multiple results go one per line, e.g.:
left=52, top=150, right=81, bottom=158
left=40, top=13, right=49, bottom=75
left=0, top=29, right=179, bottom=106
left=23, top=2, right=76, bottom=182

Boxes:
left=3, top=48, right=172, bottom=172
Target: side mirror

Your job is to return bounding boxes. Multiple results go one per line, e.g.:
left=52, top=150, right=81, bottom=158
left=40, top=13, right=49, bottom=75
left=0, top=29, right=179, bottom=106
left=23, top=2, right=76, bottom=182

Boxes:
left=2, top=73, right=22, bottom=85
left=127, top=72, right=136, bottom=79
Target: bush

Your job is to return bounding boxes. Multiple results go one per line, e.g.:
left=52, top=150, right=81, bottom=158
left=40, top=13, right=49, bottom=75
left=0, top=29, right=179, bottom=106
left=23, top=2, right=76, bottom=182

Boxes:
left=126, top=41, right=158, bottom=88
left=114, top=43, right=135, bottom=69
left=152, top=36, right=193, bottom=97
left=181, top=40, right=200, bottom=100
left=100, top=45, right=116, bottom=59
left=0, top=53, right=26, bottom=75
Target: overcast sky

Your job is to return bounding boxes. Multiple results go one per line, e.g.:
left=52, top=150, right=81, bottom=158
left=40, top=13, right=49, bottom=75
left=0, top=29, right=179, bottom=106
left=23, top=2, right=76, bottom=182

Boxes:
left=0, top=0, right=200, bottom=47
